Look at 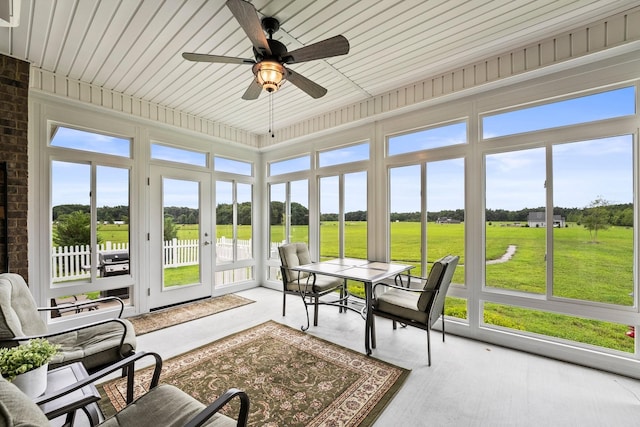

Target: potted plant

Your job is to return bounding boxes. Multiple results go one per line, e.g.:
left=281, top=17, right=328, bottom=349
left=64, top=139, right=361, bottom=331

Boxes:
left=0, top=338, right=60, bottom=397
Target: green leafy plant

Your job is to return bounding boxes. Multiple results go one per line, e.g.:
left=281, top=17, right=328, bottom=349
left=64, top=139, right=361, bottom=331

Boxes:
left=0, top=339, right=60, bottom=381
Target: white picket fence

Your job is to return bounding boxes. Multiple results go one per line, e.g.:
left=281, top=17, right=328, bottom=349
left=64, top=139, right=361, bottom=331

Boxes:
left=51, top=238, right=255, bottom=282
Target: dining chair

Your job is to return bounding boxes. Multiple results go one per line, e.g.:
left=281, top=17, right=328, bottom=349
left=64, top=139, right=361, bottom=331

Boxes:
left=369, top=255, right=459, bottom=365
left=278, top=242, right=347, bottom=330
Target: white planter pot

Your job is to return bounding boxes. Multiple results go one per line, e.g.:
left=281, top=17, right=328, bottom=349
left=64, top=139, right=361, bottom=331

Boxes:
left=11, top=364, right=48, bottom=398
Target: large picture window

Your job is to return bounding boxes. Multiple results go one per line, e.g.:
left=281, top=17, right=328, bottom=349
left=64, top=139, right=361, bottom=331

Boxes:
left=320, top=171, right=368, bottom=297
left=215, top=179, right=254, bottom=285
left=389, top=157, right=466, bottom=319
left=268, top=180, right=309, bottom=280
left=50, top=129, right=132, bottom=286
left=485, top=148, right=546, bottom=294
left=49, top=126, right=132, bottom=315
left=552, top=136, right=633, bottom=306
left=481, top=93, right=636, bottom=354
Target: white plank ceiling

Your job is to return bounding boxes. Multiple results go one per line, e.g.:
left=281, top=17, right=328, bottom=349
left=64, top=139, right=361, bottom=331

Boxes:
left=1, top=0, right=638, bottom=137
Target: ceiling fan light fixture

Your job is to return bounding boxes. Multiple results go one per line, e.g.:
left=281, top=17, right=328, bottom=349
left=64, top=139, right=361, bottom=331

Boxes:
left=255, top=61, right=285, bottom=92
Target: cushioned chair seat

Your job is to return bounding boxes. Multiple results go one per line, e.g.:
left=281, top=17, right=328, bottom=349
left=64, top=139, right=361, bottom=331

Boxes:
left=285, top=273, right=344, bottom=293
left=48, top=319, right=136, bottom=371
left=101, top=384, right=237, bottom=427
left=374, top=289, right=428, bottom=324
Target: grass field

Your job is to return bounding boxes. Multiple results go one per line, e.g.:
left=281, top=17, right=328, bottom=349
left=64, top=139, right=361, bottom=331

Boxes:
left=274, top=221, right=634, bottom=353
left=95, top=221, right=635, bottom=352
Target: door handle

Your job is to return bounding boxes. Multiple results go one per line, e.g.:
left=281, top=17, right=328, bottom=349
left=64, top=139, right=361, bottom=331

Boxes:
left=203, top=241, right=211, bottom=246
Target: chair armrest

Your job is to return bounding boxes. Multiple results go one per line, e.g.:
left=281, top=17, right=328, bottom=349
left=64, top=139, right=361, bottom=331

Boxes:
left=34, top=351, right=162, bottom=407
left=393, top=274, right=427, bottom=288
left=38, top=296, right=125, bottom=317
left=281, top=266, right=316, bottom=286
left=373, top=281, right=432, bottom=295
left=184, top=388, right=250, bottom=427
left=0, top=318, right=132, bottom=357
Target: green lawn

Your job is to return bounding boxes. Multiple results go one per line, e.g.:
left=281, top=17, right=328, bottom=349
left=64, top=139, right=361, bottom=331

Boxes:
left=270, top=221, right=634, bottom=353
left=95, top=221, right=635, bottom=352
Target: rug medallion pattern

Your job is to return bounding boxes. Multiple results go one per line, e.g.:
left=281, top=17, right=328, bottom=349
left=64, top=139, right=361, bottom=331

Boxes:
left=100, top=321, right=409, bottom=426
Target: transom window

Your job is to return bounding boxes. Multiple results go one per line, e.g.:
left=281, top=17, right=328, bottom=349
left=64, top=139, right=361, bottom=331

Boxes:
left=50, top=126, right=130, bottom=157
left=215, top=156, right=252, bottom=176
left=151, top=143, right=207, bottom=167
left=269, top=155, right=310, bottom=176
left=482, top=86, right=635, bottom=139
left=318, top=143, right=369, bottom=167
left=388, top=121, right=466, bottom=156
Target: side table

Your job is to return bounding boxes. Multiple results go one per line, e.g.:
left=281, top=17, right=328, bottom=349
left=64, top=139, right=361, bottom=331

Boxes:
left=38, top=362, right=101, bottom=427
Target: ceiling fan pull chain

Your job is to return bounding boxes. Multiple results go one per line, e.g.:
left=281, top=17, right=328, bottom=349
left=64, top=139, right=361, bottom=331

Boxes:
left=269, top=92, right=275, bottom=138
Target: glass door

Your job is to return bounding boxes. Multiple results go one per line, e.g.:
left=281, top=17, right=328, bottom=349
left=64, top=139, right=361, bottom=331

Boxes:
left=149, top=166, right=212, bottom=308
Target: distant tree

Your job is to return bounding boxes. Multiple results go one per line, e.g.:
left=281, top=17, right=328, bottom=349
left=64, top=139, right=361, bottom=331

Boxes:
left=53, top=211, right=102, bottom=247
left=291, top=202, right=309, bottom=225
left=345, top=210, right=367, bottom=221
left=186, top=211, right=198, bottom=224
left=270, top=201, right=284, bottom=225
left=615, top=207, right=633, bottom=227
left=52, top=204, right=90, bottom=221
left=581, top=196, right=610, bottom=242
left=320, top=213, right=339, bottom=221
left=238, top=202, right=252, bottom=225
left=216, top=203, right=233, bottom=225
left=164, top=216, right=178, bottom=241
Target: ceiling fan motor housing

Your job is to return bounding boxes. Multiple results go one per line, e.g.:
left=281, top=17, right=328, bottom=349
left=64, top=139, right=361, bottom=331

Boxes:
left=253, top=38, right=289, bottom=63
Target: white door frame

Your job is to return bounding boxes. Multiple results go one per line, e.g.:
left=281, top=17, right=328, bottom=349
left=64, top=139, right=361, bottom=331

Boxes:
left=149, top=165, right=213, bottom=309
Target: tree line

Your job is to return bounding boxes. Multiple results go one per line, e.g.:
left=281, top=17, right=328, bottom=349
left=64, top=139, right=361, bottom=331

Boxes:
left=53, top=200, right=634, bottom=228
left=485, top=203, right=632, bottom=227
left=53, top=204, right=130, bottom=224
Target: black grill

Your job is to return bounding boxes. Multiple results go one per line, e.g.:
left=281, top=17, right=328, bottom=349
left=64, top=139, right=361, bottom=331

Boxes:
left=98, top=250, right=130, bottom=300
left=98, top=250, right=129, bottom=277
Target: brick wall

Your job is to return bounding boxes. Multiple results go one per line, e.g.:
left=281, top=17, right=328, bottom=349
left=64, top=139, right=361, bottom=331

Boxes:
left=0, top=54, right=29, bottom=279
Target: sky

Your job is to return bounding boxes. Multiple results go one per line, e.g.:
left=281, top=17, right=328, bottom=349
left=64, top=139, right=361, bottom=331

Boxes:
left=50, top=86, right=635, bottom=213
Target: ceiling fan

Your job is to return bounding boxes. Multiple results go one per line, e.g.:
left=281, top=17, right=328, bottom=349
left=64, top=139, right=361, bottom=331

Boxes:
left=182, top=0, right=350, bottom=100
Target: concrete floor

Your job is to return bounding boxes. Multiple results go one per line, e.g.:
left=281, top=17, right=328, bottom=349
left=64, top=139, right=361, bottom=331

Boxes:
left=59, top=286, right=640, bottom=426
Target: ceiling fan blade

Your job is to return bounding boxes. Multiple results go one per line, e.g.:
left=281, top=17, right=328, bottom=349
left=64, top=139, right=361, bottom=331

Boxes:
left=182, top=52, right=255, bottom=64
left=286, top=69, right=327, bottom=99
left=286, top=35, right=350, bottom=64
left=226, top=0, right=271, bottom=56
left=242, top=78, right=263, bottom=100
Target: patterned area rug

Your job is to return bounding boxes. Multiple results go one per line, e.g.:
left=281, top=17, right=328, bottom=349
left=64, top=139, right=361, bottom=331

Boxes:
left=128, top=294, right=254, bottom=335
left=99, top=321, right=409, bottom=426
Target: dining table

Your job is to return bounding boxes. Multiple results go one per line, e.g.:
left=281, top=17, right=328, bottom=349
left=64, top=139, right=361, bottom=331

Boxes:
left=289, top=257, right=413, bottom=355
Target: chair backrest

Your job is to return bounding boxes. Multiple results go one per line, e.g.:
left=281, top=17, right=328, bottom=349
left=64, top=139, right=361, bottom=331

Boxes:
left=416, top=257, right=448, bottom=312
left=427, top=255, right=459, bottom=327
left=278, top=242, right=311, bottom=284
left=0, top=273, right=48, bottom=340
